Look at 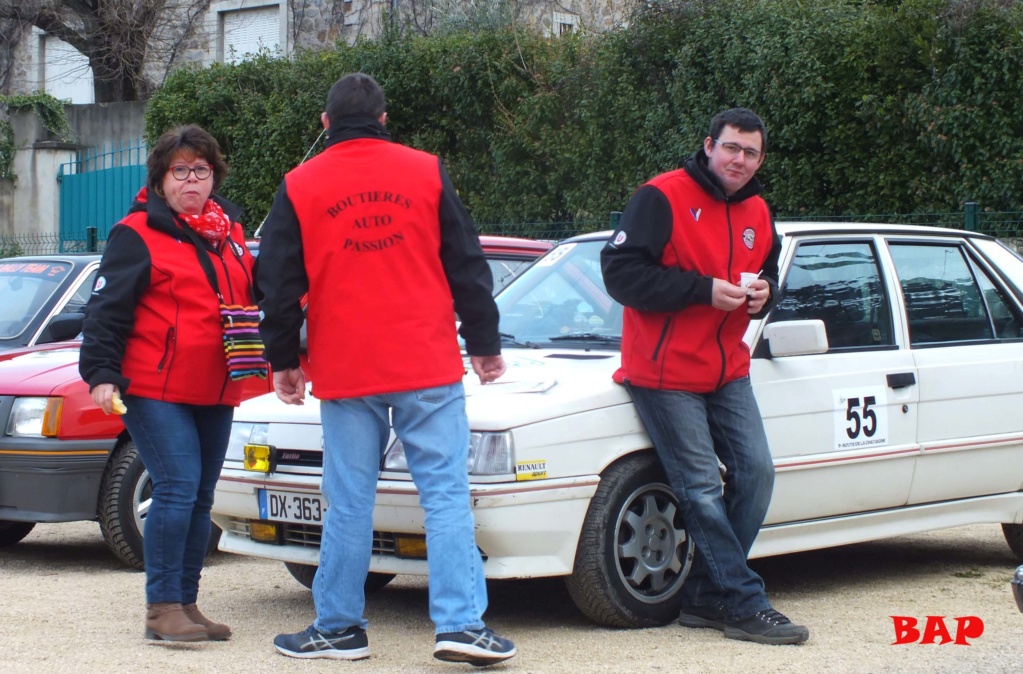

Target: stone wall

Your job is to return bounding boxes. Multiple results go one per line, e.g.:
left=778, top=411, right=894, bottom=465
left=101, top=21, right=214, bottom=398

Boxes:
left=1, top=111, right=79, bottom=238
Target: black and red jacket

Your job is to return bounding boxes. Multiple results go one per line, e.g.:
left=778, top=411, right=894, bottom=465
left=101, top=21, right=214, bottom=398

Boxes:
left=80, top=188, right=256, bottom=406
left=601, top=150, right=782, bottom=393
left=256, top=117, right=500, bottom=400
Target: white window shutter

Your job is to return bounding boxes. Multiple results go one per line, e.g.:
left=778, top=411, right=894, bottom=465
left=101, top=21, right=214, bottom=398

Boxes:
left=223, top=6, right=280, bottom=64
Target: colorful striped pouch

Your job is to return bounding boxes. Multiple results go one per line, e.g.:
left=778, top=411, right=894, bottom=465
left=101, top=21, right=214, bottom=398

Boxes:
left=220, top=303, right=268, bottom=381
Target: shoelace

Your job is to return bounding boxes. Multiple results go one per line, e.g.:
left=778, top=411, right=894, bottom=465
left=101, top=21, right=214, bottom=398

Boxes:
left=756, top=609, right=792, bottom=626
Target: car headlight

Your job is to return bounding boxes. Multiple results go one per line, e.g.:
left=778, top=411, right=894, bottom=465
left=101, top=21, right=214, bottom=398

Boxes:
left=383, top=431, right=514, bottom=475
left=6, top=397, right=63, bottom=438
left=225, top=422, right=269, bottom=462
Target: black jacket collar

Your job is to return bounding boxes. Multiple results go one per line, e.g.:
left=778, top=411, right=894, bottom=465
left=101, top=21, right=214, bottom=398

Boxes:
left=683, top=149, right=763, bottom=203
left=127, top=189, right=243, bottom=248
left=324, top=116, right=392, bottom=149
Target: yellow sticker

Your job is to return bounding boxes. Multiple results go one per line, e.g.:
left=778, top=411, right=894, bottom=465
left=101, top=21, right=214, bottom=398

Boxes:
left=515, top=459, right=547, bottom=481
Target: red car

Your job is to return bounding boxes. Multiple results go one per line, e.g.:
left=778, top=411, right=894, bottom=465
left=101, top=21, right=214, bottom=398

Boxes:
left=0, top=236, right=550, bottom=567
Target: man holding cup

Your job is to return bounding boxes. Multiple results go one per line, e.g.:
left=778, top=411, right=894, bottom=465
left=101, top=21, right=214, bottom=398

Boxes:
left=601, top=108, right=807, bottom=645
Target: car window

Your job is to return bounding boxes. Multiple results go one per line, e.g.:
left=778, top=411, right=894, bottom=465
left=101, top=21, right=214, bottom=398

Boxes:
left=888, top=242, right=1022, bottom=345
left=766, top=240, right=894, bottom=350
left=61, top=269, right=97, bottom=314
left=487, top=257, right=533, bottom=294
left=0, top=260, right=74, bottom=339
left=495, top=241, right=621, bottom=344
left=974, top=238, right=1023, bottom=298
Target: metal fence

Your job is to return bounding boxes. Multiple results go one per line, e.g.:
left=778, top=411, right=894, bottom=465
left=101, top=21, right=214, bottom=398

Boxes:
left=3, top=203, right=1022, bottom=259
left=57, top=138, right=148, bottom=246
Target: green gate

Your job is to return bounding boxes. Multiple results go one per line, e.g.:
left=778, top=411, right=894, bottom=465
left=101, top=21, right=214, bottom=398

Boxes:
left=58, top=139, right=147, bottom=252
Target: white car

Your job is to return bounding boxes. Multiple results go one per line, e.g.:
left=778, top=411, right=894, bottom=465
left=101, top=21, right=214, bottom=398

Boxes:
left=212, top=223, right=1023, bottom=627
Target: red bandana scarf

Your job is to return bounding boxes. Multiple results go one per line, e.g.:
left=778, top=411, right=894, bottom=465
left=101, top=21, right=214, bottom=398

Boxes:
left=179, top=199, right=231, bottom=244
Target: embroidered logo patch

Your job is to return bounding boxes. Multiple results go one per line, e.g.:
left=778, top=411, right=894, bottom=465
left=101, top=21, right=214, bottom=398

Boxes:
left=613, top=231, right=627, bottom=245
left=93, top=276, right=107, bottom=292
left=743, top=228, right=756, bottom=250
left=230, top=240, right=244, bottom=257
left=690, top=207, right=702, bottom=222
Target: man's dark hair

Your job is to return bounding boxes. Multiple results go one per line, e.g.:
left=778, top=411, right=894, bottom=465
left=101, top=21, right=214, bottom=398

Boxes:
left=147, top=124, right=228, bottom=195
left=708, top=108, right=768, bottom=151
left=326, top=73, right=386, bottom=127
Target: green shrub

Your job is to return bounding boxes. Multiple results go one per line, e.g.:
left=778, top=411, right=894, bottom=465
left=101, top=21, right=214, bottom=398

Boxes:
left=145, top=0, right=1023, bottom=233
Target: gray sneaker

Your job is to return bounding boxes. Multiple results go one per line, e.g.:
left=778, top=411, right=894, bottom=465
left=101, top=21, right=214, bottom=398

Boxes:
left=273, top=624, right=371, bottom=660
left=722, top=609, right=809, bottom=645
left=678, top=605, right=728, bottom=632
left=434, top=627, right=516, bottom=666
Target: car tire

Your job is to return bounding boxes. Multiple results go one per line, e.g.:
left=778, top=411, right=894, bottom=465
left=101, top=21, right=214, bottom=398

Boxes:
left=0, top=520, right=35, bottom=546
left=1002, top=523, right=1023, bottom=561
left=98, top=439, right=221, bottom=570
left=565, top=453, right=694, bottom=628
left=284, top=562, right=396, bottom=592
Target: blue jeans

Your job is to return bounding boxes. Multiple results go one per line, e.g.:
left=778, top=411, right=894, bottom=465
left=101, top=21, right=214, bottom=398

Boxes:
left=315, top=381, right=487, bottom=635
left=628, top=377, right=774, bottom=621
left=120, top=395, right=233, bottom=605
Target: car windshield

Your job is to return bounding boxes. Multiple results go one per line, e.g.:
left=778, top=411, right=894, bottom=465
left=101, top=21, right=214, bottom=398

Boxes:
left=495, top=239, right=622, bottom=347
left=487, top=257, right=536, bottom=294
left=0, top=260, right=73, bottom=339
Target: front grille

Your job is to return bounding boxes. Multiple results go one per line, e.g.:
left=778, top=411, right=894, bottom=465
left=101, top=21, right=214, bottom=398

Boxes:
left=274, top=449, right=323, bottom=468
left=222, top=518, right=250, bottom=536
left=278, top=524, right=396, bottom=554
left=250, top=522, right=485, bottom=560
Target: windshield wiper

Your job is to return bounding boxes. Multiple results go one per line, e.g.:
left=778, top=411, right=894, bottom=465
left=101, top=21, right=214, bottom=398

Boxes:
left=499, top=332, right=541, bottom=349
left=548, top=333, right=622, bottom=344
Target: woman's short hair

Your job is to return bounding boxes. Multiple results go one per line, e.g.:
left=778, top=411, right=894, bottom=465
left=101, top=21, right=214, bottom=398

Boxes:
left=147, top=124, right=228, bottom=195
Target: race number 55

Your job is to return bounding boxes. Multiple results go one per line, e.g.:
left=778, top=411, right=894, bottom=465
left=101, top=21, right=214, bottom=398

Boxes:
left=845, top=396, right=877, bottom=439
left=834, top=387, right=889, bottom=450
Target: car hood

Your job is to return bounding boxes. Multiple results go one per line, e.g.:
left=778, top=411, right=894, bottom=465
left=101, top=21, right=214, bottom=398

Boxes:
left=0, top=342, right=84, bottom=394
left=233, top=348, right=631, bottom=430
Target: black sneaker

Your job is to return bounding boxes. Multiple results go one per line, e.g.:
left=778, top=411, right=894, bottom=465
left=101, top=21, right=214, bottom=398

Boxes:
left=722, top=609, right=809, bottom=645
left=434, top=627, right=516, bottom=666
left=678, top=605, right=728, bottom=632
left=273, top=624, right=371, bottom=660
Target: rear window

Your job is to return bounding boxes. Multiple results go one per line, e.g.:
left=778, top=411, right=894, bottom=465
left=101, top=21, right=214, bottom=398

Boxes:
left=0, top=261, right=73, bottom=339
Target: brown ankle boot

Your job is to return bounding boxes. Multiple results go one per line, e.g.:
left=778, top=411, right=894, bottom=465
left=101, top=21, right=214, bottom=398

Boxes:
left=145, top=602, right=208, bottom=642
left=182, top=603, right=232, bottom=641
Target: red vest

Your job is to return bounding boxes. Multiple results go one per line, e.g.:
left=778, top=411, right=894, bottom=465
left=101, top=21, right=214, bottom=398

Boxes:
left=283, top=139, right=464, bottom=399
left=615, top=169, right=774, bottom=393
left=120, top=213, right=255, bottom=405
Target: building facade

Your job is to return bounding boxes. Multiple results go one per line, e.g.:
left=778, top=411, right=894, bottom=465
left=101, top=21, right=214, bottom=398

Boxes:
left=2, top=0, right=631, bottom=104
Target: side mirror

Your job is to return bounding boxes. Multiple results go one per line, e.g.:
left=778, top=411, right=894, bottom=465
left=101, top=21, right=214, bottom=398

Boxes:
left=41, top=312, right=85, bottom=343
left=764, top=319, right=829, bottom=357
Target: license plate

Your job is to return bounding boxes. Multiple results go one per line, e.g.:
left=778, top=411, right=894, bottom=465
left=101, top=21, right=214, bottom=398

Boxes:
left=258, top=489, right=325, bottom=524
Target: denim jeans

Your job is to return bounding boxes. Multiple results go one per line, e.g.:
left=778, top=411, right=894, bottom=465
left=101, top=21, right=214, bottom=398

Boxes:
left=315, top=381, right=487, bottom=635
left=120, top=396, right=233, bottom=605
left=628, top=377, right=774, bottom=621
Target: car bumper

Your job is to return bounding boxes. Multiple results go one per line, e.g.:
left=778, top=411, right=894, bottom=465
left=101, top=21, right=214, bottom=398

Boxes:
left=212, top=468, right=599, bottom=578
left=0, top=437, right=116, bottom=522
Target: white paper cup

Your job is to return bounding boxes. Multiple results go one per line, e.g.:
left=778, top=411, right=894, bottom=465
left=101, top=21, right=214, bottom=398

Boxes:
left=740, top=272, right=759, bottom=289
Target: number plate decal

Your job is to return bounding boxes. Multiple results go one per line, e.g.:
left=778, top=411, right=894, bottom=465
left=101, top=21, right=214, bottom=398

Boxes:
left=834, top=387, right=889, bottom=451
left=258, top=489, right=325, bottom=524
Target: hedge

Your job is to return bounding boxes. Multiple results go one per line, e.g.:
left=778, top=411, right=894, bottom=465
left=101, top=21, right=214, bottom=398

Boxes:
left=145, top=0, right=1023, bottom=234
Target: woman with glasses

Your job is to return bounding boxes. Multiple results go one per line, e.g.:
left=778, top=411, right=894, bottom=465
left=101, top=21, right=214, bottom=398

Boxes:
left=80, top=124, right=256, bottom=642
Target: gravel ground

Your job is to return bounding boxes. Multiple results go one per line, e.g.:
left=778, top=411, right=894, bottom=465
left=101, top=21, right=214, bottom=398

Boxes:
left=2, top=521, right=1022, bottom=673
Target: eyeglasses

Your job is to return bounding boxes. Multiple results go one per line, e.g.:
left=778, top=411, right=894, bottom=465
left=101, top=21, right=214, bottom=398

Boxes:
left=170, top=164, right=213, bottom=181
left=713, top=139, right=763, bottom=161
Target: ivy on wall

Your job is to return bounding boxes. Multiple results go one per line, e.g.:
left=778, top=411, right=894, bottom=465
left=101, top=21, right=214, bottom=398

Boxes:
left=0, top=92, right=74, bottom=182
left=145, top=0, right=1023, bottom=234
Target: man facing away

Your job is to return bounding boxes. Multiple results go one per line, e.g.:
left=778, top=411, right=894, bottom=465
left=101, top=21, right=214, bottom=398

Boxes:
left=600, top=108, right=809, bottom=645
left=256, top=72, right=516, bottom=666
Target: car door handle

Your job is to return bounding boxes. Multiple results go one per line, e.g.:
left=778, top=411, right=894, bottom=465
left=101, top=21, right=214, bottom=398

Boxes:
left=887, top=372, right=916, bottom=389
